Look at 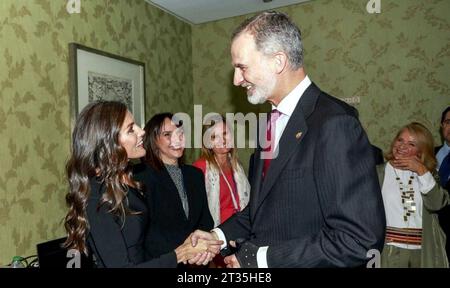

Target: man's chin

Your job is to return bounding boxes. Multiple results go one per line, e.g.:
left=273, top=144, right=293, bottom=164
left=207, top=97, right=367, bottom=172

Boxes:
left=247, top=94, right=266, bottom=105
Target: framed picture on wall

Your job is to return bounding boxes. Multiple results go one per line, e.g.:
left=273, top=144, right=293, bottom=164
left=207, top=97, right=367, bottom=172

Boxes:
left=69, top=43, right=146, bottom=127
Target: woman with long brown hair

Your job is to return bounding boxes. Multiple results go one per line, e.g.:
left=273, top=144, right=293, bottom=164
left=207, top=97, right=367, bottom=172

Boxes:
left=64, top=101, right=220, bottom=267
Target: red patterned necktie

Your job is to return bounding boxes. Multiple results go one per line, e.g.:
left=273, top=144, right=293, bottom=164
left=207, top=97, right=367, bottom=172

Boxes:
left=262, top=109, right=282, bottom=178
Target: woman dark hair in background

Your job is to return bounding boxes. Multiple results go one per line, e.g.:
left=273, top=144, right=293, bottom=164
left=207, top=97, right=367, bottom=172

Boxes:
left=134, top=113, right=215, bottom=265
left=64, top=101, right=219, bottom=267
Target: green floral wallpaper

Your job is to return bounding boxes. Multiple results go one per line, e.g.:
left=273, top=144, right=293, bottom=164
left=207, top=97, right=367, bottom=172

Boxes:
left=192, top=0, right=450, bottom=171
left=1, top=0, right=449, bottom=264
left=0, top=0, right=192, bottom=263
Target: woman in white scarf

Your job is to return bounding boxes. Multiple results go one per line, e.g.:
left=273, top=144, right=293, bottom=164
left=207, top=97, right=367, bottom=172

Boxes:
left=193, top=115, right=250, bottom=228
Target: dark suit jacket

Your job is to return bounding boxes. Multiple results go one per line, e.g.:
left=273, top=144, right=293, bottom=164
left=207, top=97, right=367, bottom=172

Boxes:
left=219, top=83, right=386, bottom=267
left=436, top=146, right=443, bottom=154
left=436, top=145, right=450, bottom=261
left=436, top=145, right=450, bottom=189
left=250, top=144, right=383, bottom=181
left=133, top=163, right=214, bottom=260
left=86, top=178, right=177, bottom=267
left=372, top=145, right=384, bottom=165
left=248, top=153, right=255, bottom=185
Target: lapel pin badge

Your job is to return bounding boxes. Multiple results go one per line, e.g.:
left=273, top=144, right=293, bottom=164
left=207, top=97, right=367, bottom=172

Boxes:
left=295, top=132, right=302, bottom=139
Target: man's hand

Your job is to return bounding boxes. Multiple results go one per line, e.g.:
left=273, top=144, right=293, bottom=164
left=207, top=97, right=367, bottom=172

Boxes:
left=224, top=254, right=241, bottom=268
left=223, top=240, right=240, bottom=268
left=190, top=230, right=221, bottom=252
left=187, top=230, right=223, bottom=265
left=187, top=252, right=214, bottom=266
left=176, top=232, right=223, bottom=265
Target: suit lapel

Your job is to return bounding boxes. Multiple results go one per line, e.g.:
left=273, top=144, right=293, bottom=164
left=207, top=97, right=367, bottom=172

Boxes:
left=250, top=148, right=264, bottom=217
left=251, top=83, right=321, bottom=219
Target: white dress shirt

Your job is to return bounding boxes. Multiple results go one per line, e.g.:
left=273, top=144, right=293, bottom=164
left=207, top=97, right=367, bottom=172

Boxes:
left=272, top=76, right=311, bottom=151
left=213, top=75, right=312, bottom=268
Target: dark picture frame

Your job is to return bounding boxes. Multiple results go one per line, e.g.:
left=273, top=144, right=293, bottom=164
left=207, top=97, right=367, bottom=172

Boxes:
left=69, top=43, right=146, bottom=127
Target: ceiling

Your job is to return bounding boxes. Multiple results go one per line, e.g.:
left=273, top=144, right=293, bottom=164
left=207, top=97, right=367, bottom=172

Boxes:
left=145, top=0, right=312, bottom=25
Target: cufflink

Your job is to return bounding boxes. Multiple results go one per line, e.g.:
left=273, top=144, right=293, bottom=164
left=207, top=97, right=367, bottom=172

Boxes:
left=235, top=241, right=259, bottom=268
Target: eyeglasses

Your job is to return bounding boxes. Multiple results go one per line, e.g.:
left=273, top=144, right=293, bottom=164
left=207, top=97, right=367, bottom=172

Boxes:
left=443, top=119, right=450, bottom=126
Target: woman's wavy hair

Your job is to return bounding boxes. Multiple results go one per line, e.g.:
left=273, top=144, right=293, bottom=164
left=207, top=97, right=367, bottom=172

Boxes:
left=200, top=114, right=239, bottom=171
left=64, top=100, right=141, bottom=255
left=385, top=122, right=437, bottom=172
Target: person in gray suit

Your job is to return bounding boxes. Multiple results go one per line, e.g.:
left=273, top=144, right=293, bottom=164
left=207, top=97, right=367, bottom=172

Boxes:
left=191, top=11, right=385, bottom=268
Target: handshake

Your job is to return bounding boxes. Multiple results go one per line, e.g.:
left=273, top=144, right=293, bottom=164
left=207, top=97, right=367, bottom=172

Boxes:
left=175, top=230, right=249, bottom=268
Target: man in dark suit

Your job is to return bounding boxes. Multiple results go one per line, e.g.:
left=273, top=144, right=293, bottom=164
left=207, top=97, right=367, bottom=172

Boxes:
left=436, top=106, right=450, bottom=261
left=191, top=11, right=385, bottom=268
left=436, top=106, right=450, bottom=190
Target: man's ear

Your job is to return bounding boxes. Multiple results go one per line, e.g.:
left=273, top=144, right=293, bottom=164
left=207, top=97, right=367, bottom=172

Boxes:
left=273, top=52, right=288, bottom=74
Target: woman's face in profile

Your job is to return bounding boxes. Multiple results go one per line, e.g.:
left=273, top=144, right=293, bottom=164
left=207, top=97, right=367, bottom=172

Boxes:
left=156, top=117, right=185, bottom=164
left=119, top=111, right=146, bottom=159
left=210, top=122, right=233, bottom=156
left=392, top=129, right=420, bottom=159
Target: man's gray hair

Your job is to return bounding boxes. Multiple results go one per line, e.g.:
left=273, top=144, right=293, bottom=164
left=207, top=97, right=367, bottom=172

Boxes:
left=232, top=11, right=304, bottom=70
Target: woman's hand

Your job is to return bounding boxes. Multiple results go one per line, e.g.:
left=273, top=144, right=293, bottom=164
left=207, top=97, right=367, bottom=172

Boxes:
left=391, top=156, right=428, bottom=176
left=175, top=237, right=207, bottom=264
left=174, top=233, right=223, bottom=265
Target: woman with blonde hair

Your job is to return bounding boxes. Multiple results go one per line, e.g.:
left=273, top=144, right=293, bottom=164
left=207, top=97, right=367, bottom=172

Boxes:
left=193, top=114, right=250, bottom=228
left=379, top=122, right=449, bottom=268
left=193, top=114, right=250, bottom=267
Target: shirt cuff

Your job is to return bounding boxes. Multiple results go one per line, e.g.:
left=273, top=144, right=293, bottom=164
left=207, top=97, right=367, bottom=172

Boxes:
left=257, top=246, right=269, bottom=268
left=211, top=228, right=227, bottom=250
left=418, top=171, right=436, bottom=194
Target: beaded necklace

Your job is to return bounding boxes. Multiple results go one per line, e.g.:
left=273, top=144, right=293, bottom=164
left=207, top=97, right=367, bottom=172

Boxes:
left=393, top=168, right=416, bottom=222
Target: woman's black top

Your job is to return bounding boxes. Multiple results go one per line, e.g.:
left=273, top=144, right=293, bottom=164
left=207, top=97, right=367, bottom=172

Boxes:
left=86, top=178, right=177, bottom=267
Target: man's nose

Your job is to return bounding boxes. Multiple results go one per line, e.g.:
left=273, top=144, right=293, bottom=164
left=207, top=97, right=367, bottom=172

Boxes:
left=233, top=69, right=243, bottom=86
